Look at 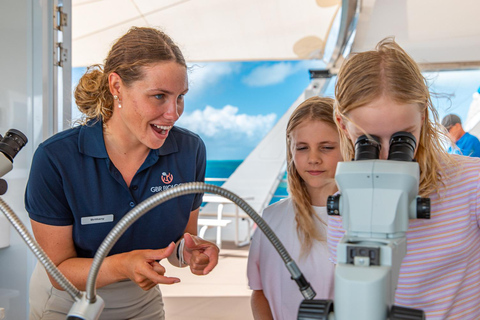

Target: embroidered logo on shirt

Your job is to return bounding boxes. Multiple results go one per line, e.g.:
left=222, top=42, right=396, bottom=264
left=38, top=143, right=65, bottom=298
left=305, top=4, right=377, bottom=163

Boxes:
left=150, top=172, right=183, bottom=193
left=161, top=172, right=173, bottom=184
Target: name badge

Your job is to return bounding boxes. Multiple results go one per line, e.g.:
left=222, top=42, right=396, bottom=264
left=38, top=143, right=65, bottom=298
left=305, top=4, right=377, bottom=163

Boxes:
left=81, top=214, right=114, bottom=225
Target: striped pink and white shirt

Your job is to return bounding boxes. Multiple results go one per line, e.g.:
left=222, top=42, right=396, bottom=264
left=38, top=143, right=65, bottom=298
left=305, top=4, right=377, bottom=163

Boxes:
left=328, top=155, right=480, bottom=320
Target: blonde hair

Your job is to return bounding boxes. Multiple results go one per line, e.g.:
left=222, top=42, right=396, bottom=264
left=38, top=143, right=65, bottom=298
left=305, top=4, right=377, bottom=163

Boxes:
left=286, top=96, right=338, bottom=255
left=334, top=37, right=454, bottom=197
left=74, top=27, right=186, bottom=125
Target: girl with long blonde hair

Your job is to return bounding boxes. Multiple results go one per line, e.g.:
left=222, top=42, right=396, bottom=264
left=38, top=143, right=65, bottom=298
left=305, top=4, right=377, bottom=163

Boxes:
left=248, top=96, right=342, bottom=320
left=329, top=37, right=480, bottom=319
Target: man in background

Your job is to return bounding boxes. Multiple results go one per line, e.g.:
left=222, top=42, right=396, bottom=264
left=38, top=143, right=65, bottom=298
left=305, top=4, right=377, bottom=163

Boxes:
left=442, top=113, right=480, bottom=157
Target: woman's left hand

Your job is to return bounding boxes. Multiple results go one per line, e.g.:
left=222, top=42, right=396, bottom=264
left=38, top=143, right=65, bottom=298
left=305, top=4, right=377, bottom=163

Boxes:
left=182, top=233, right=219, bottom=275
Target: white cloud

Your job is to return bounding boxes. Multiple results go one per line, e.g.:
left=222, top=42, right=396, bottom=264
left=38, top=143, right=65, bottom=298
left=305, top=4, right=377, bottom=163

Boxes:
left=187, top=62, right=241, bottom=96
left=177, top=105, right=277, bottom=138
left=242, top=60, right=326, bottom=87
left=242, top=62, right=295, bottom=87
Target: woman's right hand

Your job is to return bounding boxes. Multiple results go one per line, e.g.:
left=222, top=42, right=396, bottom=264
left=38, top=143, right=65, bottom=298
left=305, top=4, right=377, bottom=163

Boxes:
left=116, top=242, right=181, bottom=290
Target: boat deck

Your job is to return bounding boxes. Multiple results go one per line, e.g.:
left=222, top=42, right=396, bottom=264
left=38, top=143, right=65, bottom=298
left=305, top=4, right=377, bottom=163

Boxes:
left=161, top=241, right=254, bottom=320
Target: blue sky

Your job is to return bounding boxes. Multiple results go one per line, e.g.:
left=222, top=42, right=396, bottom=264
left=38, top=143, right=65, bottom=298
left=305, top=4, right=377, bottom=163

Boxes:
left=177, top=60, right=327, bottom=160
left=72, top=64, right=480, bottom=160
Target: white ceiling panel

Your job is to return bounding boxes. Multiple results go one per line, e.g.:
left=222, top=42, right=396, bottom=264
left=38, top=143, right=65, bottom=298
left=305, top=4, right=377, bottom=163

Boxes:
left=72, top=0, right=341, bottom=67
left=351, top=0, right=480, bottom=66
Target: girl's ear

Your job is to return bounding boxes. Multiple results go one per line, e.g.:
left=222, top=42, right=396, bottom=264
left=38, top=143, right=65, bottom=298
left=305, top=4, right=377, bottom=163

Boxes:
left=335, top=113, right=350, bottom=139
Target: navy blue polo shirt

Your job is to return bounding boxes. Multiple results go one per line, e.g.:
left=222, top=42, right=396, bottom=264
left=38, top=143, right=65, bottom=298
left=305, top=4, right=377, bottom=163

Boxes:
left=25, top=120, right=206, bottom=258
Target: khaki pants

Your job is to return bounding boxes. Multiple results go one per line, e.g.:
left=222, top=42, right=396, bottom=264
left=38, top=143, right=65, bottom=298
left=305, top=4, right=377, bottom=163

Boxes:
left=29, top=263, right=165, bottom=320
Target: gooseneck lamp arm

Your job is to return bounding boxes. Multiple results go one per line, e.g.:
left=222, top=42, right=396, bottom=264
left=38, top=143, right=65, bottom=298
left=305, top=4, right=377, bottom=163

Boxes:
left=86, top=182, right=316, bottom=303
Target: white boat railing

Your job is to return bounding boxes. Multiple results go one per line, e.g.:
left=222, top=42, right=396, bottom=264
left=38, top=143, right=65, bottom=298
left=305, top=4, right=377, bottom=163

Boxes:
left=199, top=177, right=288, bottom=247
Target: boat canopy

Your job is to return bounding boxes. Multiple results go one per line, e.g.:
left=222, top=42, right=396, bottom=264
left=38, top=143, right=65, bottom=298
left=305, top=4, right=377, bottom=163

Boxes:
left=350, top=0, right=480, bottom=71
left=72, top=0, right=480, bottom=70
left=71, top=0, right=341, bottom=67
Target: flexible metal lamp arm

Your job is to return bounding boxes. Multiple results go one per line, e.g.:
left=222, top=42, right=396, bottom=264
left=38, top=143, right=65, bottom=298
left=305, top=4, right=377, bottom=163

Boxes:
left=86, top=182, right=316, bottom=302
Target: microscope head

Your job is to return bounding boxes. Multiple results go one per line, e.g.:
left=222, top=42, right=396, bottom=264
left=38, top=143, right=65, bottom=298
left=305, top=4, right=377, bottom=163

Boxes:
left=0, top=129, right=28, bottom=194
left=328, top=132, right=430, bottom=238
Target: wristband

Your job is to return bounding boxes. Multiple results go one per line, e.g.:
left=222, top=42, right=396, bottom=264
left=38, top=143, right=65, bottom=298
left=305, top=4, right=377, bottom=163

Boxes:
left=176, top=238, right=187, bottom=267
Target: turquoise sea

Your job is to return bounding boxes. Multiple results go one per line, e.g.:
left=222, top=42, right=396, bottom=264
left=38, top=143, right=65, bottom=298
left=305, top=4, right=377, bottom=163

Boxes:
left=205, top=160, right=288, bottom=205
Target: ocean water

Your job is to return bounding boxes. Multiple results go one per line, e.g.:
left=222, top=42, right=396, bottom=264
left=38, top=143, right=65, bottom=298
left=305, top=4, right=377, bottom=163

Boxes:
left=205, top=160, right=288, bottom=205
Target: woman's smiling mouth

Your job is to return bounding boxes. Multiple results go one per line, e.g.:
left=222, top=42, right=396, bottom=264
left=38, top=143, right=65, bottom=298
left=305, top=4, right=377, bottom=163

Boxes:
left=151, top=124, right=172, bottom=135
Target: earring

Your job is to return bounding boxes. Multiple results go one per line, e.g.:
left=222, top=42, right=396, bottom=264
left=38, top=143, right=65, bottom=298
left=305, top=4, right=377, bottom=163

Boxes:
left=113, top=95, right=122, bottom=108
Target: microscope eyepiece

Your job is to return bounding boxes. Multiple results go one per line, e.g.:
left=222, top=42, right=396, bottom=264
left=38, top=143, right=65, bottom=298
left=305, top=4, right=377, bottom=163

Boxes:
left=354, top=132, right=416, bottom=162
left=388, top=132, right=416, bottom=162
left=0, top=129, right=28, bottom=162
left=354, top=135, right=381, bottom=161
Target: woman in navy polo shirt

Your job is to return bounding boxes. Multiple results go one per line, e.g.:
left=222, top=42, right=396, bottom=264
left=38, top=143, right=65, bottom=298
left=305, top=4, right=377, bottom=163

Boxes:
left=25, top=27, right=219, bottom=320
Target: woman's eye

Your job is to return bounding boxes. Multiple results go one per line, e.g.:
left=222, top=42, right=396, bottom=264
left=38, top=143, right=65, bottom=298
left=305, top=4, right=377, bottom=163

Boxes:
left=296, top=146, right=307, bottom=151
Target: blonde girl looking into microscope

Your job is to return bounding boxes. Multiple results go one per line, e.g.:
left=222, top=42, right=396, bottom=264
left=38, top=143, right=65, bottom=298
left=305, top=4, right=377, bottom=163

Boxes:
left=329, top=37, right=480, bottom=319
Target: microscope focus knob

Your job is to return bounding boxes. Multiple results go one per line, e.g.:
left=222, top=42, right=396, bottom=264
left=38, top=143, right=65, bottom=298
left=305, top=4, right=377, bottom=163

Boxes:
left=416, top=197, right=430, bottom=219
left=0, top=179, right=7, bottom=195
left=297, top=299, right=333, bottom=320
left=327, top=195, right=340, bottom=216
left=390, top=305, right=425, bottom=320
